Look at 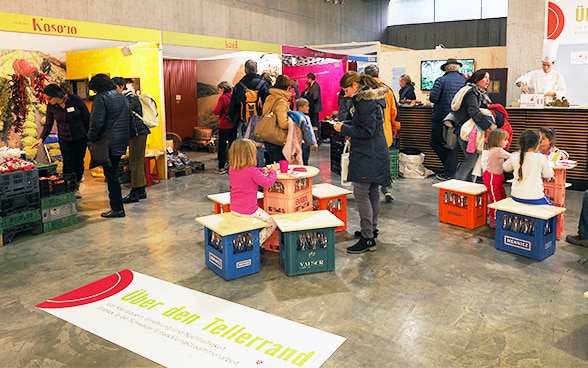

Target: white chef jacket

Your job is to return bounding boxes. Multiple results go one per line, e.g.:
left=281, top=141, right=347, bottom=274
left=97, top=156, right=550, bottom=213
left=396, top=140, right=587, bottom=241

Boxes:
left=514, top=69, right=567, bottom=100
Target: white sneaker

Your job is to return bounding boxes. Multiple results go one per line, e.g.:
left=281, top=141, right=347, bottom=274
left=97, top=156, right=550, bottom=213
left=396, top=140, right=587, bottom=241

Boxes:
left=214, top=168, right=227, bottom=174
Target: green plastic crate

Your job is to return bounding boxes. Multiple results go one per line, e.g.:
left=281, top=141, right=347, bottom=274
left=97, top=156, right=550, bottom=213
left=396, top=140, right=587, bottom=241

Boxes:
left=43, top=214, right=78, bottom=233
left=2, top=209, right=42, bottom=228
left=279, top=228, right=336, bottom=276
left=41, top=192, right=76, bottom=209
left=389, top=149, right=399, bottom=179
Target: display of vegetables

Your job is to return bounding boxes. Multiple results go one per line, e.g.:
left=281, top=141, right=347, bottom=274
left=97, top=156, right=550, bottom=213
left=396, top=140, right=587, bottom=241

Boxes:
left=0, top=156, right=35, bottom=173
left=8, top=73, right=28, bottom=134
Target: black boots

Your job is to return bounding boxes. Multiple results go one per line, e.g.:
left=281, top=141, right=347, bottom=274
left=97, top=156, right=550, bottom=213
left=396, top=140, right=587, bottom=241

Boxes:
left=123, top=187, right=147, bottom=204
left=354, top=229, right=379, bottom=238
left=101, top=210, right=125, bottom=218
left=346, top=237, right=377, bottom=254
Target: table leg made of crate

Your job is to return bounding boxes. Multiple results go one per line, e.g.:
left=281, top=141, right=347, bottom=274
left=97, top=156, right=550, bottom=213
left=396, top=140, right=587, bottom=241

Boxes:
left=263, top=165, right=320, bottom=252
left=432, top=179, right=488, bottom=229
left=195, top=212, right=268, bottom=281
left=271, top=210, right=344, bottom=276
left=488, top=198, right=566, bottom=260
left=312, top=183, right=352, bottom=232
left=543, top=167, right=572, bottom=240
left=207, top=191, right=264, bottom=214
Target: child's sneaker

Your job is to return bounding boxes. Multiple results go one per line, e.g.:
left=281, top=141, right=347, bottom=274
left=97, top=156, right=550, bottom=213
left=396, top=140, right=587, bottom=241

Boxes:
left=214, top=168, right=227, bottom=174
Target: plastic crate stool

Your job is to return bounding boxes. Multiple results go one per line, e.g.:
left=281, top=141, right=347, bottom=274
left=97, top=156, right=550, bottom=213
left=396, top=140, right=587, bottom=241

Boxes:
left=488, top=198, right=566, bottom=261
left=206, top=191, right=264, bottom=214
left=195, top=212, right=267, bottom=281
left=272, top=210, right=343, bottom=276
left=312, top=183, right=352, bottom=232
left=433, top=179, right=488, bottom=229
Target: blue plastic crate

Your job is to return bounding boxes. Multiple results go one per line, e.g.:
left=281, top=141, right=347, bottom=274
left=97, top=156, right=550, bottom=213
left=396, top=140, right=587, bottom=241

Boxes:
left=203, top=227, right=261, bottom=281
left=495, top=210, right=557, bottom=261
left=279, top=227, right=336, bottom=276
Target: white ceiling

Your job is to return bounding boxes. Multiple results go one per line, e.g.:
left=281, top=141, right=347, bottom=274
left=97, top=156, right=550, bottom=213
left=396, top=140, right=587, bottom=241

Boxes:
left=1, top=31, right=246, bottom=60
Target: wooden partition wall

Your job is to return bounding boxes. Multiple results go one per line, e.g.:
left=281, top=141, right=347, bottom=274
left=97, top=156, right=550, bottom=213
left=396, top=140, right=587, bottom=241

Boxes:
left=397, top=107, right=588, bottom=188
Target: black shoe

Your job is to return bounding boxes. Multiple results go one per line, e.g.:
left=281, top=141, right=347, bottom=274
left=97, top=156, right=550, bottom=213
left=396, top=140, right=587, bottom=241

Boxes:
left=354, top=229, right=378, bottom=238
left=101, top=210, right=125, bottom=218
left=138, top=192, right=147, bottom=200
left=566, top=234, right=588, bottom=248
left=435, top=173, right=452, bottom=181
left=347, top=237, right=376, bottom=254
left=122, top=194, right=140, bottom=204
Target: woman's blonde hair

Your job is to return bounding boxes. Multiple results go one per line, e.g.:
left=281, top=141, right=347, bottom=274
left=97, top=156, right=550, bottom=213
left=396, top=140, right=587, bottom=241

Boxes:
left=229, top=139, right=257, bottom=169
left=487, top=128, right=509, bottom=148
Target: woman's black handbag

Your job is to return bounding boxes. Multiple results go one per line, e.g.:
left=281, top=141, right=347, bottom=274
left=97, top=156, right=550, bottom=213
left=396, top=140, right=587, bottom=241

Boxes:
left=88, top=136, right=111, bottom=169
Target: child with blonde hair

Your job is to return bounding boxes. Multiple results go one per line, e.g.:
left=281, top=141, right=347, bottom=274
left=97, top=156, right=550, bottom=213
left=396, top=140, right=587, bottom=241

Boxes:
left=503, top=130, right=554, bottom=205
left=483, top=128, right=511, bottom=228
left=229, top=139, right=279, bottom=245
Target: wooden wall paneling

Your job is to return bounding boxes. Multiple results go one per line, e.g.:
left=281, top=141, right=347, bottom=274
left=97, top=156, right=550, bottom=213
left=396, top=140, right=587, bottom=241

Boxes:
left=163, top=59, right=198, bottom=140
left=398, top=107, right=588, bottom=187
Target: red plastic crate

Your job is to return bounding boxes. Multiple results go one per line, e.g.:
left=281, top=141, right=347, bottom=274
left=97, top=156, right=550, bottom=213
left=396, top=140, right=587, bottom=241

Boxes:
left=264, top=229, right=281, bottom=253
left=313, top=196, right=348, bottom=232
left=543, top=181, right=566, bottom=205
left=438, top=189, right=487, bottom=229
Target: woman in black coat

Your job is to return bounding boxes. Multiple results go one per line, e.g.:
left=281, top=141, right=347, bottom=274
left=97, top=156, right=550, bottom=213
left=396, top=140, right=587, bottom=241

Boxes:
left=333, top=71, right=391, bottom=254
left=88, top=74, right=131, bottom=218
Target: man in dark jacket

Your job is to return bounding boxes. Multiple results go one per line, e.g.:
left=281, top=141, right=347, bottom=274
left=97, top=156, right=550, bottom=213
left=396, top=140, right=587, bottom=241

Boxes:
left=302, top=73, right=323, bottom=141
left=227, top=59, right=270, bottom=134
left=429, top=58, right=466, bottom=180
left=88, top=74, right=131, bottom=218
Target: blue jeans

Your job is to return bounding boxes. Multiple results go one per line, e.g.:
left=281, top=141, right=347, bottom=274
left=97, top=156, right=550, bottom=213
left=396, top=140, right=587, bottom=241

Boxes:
left=579, top=190, right=588, bottom=238
left=455, top=138, right=479, bottom=181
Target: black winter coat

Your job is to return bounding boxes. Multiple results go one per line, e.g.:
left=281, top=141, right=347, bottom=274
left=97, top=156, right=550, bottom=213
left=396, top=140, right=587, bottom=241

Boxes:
left=124, top=90, right=150, bottom=137
left=88, top=89, right=131, bottom=156
left=227, top=73, right=270, bottom=125
left=429, top=71, right=467, bottom=122
left=340, top=86, right=391, bottom=186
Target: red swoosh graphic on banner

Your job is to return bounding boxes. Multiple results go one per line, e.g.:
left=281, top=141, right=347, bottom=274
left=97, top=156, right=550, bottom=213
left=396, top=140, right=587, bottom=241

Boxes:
left=547, top=1, right=565, bottom=40
left=36, top=269, right=134, bottom=309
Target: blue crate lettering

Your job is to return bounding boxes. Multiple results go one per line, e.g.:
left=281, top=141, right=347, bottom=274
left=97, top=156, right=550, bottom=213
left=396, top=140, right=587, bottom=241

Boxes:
left=495, top=210, right=556, bottom=261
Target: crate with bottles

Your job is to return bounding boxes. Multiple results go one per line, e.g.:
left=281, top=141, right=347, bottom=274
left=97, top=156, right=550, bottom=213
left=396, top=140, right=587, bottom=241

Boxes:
left=433, top=180, right=488, bottom=230
left=489, top=198, right=566, bottom=261
left=195, top=213, right=267, bottom=281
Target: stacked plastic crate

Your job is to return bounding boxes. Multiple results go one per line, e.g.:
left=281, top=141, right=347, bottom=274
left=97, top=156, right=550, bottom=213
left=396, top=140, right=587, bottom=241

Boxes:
left=0, top=169, right=42, bottom=244
left=38, top=164, right=78, bottom=233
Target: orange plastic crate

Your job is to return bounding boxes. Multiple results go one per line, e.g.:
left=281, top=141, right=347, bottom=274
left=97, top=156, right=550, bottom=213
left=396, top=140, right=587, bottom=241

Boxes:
left=438, top=189, right=487, bottom=229
left=264, top=188, right=313, bottom=215
left=543, top=181, right=566, bottom=205
left=266, top=177, right=311, bottom=196
left=313, top=196, right=348, bottom=232
left=264, top=229, right=281, bottom=253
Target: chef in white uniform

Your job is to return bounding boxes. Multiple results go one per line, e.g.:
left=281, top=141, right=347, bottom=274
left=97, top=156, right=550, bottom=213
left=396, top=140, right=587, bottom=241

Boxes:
left=515, top=40, right=567, bottom=100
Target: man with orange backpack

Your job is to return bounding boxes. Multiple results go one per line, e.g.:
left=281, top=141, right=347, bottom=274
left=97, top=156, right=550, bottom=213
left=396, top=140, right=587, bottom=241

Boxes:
left=228, top=60, right=270, bottom=137
left=364, top=64, right=400, bottom=202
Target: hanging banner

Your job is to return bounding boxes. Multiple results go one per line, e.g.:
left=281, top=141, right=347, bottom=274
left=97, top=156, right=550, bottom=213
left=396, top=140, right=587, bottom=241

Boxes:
left=546, top=1, right=588, bottom=44
left=37, top=270, right=345, bottom=368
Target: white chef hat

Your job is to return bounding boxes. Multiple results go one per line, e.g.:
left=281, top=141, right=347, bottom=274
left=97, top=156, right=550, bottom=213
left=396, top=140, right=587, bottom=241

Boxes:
left=542, top=39, right=559, bottom=62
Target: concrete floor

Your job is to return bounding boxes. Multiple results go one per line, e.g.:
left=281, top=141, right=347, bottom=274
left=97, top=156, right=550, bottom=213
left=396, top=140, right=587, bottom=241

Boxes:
left=1, top=144, right=587, bottom=368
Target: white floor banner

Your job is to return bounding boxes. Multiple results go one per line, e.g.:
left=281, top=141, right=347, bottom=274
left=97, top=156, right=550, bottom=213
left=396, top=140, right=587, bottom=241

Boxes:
left=37, top=269, right=345, bottom=367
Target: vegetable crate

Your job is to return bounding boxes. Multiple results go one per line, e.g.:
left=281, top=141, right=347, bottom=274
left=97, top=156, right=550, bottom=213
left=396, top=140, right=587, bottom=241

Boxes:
left=39, top=173, right=76, bottom=197
left=42, top=203, right=77, bottom=223
left=279, top=228, right=336, bottom=276
left=0, top=169, right=39, bottom=200
left=2, top=219, right=43, bottom=244
left=495, top=211, right=557, bottom=261
left=438, top=190, right=487, bottom=229
left=204, top=228, right=261, bottom=281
